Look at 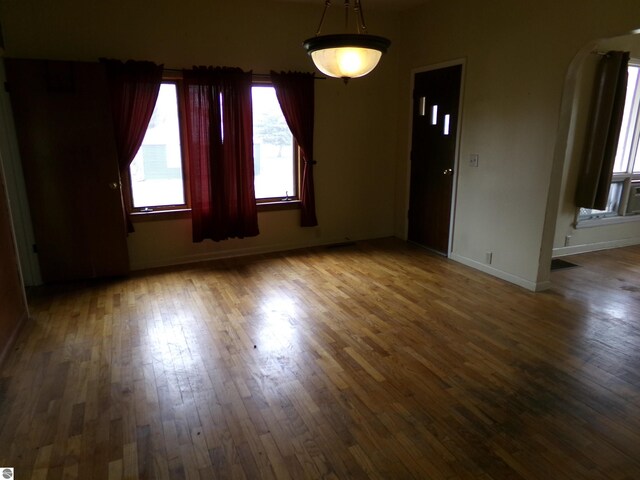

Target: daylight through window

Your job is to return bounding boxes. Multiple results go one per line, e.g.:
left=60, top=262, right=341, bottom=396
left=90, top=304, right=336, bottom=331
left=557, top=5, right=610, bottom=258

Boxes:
left=127, top=82, right=299, bottom=214
left=579, top=61, right=640, bottom=222
left=129, top=83, right=186, bottom=210
left=252, top=86, right=297, bottom=201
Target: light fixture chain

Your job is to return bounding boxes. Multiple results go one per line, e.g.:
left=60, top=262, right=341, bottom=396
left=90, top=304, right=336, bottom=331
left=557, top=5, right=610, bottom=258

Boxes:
left=355, top=0, right=367, bottom=33
left=344, top=0, right=350, bottom=31
left=316, top=0, right=331, bottom=36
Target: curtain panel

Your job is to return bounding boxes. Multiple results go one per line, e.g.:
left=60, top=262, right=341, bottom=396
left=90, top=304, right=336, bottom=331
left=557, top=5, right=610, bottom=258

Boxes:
left=575, top=51, right=630, bottom=210
left=102, top=59, right=163, bottom=231
left=183, top=67, right=259, bottom=242
left=270, top=71, right=318, bottom=227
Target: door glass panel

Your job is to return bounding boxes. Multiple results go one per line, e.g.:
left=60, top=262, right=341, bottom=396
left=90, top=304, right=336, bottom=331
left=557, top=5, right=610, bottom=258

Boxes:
left=418, top=97, right=426, bottom=116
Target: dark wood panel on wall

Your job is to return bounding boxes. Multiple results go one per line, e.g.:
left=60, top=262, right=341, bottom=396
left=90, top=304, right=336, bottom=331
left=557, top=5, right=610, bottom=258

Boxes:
left=5, top=59, right=129, bottom=283
left=0, top=159, right=28, bottom=363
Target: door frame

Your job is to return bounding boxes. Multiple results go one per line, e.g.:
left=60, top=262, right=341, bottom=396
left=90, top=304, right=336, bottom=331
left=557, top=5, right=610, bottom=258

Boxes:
left=0, top=60, right=41, bottom=286
left=405, top=58, right=466, bottom=257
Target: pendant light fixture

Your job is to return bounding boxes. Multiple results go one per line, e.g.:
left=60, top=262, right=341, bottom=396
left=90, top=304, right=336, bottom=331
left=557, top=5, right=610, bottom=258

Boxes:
left=303, top=0, right=391, bottom=82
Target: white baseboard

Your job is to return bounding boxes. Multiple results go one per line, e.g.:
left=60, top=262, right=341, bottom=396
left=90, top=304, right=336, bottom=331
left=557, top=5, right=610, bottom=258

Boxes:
left=449, top=253, right=550, bottom=292
left=552, top=237, right=640, bottom=258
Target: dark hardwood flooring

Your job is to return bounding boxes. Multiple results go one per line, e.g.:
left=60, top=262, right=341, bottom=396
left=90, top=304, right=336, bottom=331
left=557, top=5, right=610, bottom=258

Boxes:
left=0, top=239, right=639, bottom=479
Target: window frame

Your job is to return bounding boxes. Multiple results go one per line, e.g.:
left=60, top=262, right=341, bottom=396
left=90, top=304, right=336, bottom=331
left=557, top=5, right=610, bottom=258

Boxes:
left=251, top=81, right=302, bottom=207
left=576, top=59, right=640, bottom=227
left=126, top=76, right=303, bottom=219
left=254, top=140, right=302, bottom=208
left=125, top=77, right=191, bottom=216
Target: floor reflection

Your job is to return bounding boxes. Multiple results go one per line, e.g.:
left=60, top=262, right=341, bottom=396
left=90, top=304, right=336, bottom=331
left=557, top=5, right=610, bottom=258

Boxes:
left=146, top=319, right=195, bottom=367
left=255, top=294, right=299, bottom=351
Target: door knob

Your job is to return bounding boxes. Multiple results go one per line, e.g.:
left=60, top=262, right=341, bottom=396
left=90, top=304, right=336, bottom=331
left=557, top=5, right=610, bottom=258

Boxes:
left=443, top=168, right=453, bottom=175
left=108, top=182, right=119, bottom=190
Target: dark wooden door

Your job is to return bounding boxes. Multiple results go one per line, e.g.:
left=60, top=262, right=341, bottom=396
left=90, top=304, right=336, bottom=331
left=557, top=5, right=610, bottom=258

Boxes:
left=408, top=64, right=462, bottom=255
left=5, top=59, right=129, bottom=283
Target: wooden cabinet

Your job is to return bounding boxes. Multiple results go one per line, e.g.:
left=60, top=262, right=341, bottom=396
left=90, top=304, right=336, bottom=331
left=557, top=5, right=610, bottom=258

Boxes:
left=5, top=59, right=129, bottom=283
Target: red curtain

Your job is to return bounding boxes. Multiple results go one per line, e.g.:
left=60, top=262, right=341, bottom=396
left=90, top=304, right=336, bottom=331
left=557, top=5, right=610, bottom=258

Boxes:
left=183, top=67, right=259, bottom=242
left=270, top=71, right=318, bottom=227
left=102, top=59, right=163, bottom=231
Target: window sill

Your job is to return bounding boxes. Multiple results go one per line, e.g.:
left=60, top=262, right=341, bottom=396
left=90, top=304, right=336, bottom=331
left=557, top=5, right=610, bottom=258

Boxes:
left=575, top=214, right=640, bottom=228
left=129, top=200, right=301, bottom=222
left=257, top=200, right=301, bottom=212
left=130, top=208, right=191, bottom=222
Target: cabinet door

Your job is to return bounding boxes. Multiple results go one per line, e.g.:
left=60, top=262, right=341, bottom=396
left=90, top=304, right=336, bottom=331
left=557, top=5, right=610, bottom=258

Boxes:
left=5, top=59, right=129, bottom=283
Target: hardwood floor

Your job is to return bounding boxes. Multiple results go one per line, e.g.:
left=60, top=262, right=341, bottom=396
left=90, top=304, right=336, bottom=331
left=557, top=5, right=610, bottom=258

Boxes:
left=1, top=238, right=639, bottom=479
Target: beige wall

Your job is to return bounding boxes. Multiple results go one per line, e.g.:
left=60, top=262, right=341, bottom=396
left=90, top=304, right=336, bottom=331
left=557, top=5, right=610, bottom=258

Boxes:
left=394, top=0, right=640, bottom=290
left=553, top=33, right=640, bottom=257
left=0, top=0, right=401, bottom=271
left=4, top=0, right=640, bottom=289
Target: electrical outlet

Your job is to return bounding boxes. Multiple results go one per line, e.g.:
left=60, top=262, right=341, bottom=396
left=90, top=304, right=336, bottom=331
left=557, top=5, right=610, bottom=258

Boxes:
left=485, top=251, right=493, bottom=265
left=470, top=153, right=479, bottom=167
left=564, top=235, right=571, bottom=247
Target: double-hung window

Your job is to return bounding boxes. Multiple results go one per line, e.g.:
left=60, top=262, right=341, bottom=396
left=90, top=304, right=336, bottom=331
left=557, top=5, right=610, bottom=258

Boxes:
left=252, top=84, right=299, bottom=203
left=126, top=78, right=299, bottom=215
left=128, top=82, right=188, bottom=213
left=578, top=60, right=640, bottom=223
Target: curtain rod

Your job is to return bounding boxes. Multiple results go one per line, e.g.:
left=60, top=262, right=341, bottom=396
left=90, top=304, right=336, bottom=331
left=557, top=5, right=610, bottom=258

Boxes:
left=162, top=68, right=324, bottom=80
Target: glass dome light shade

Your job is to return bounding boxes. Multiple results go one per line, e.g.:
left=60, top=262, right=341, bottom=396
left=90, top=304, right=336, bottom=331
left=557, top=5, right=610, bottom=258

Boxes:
left=310, top=47, right=382, bottom=78
left=303, top=34, right=391, bottom=79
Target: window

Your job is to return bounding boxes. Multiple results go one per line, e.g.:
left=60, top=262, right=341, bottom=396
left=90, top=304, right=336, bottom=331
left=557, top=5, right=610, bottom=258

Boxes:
left=578, top=61, right=640, bottom=223
left=126, top=80, right=299, bottom=215
left=128, top=82, right=187, bottom=213
left=252, top=85, right=298, bottom=202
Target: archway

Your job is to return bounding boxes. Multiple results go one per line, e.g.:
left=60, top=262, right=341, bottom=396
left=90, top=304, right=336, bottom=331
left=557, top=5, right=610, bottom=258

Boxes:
left=538, top=30, right=640, bottom=284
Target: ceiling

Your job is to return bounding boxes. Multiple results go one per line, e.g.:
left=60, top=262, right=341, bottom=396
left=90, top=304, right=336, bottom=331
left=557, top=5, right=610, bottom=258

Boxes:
left=273, top=0, right=431, bottom=12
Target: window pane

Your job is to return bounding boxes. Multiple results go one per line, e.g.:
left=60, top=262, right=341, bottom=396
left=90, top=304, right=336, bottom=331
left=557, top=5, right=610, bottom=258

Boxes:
left=614, top=66, right=640, bottom=173
left=130, top=84, right=185, bottom=208
left=252, top=86, right=295, bottom=200
left=578, top=181, right=623, bottom=219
